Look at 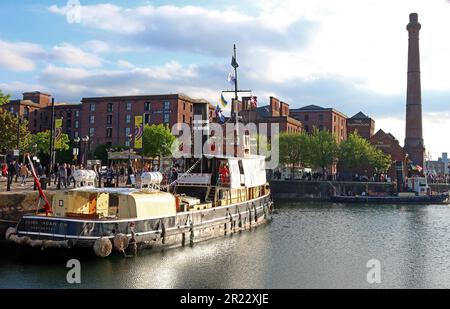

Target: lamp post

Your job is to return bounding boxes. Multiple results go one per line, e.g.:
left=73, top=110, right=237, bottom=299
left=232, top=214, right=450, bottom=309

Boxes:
left=81, top=136, right=90, bottom=168
left=33, top=144, right=38, bottom=191
left=73, top=137, right=80, bottom=165
left=127, top=133, right=133, bottom=185
left=16, top=113, right=23, bottom=160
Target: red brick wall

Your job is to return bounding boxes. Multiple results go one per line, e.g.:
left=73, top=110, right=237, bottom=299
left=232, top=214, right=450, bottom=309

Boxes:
left=291, top=110, right=347, bottom=142
left=347, top=118, right=375, bottom=140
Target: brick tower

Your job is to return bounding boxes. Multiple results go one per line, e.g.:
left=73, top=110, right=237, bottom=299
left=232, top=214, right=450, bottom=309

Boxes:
left=404, top=13, right=425, bottom=169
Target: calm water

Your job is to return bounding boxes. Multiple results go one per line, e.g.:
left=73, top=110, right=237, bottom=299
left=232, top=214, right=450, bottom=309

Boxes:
left=2, top=201, right=450, bottom=289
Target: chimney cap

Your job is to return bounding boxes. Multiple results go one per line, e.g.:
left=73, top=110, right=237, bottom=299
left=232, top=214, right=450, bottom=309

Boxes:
left=409, top=12, right=418, bottom=22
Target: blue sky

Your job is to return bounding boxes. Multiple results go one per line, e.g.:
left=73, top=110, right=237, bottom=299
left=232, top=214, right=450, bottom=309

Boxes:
left=1, top=0, right=450, bottom=158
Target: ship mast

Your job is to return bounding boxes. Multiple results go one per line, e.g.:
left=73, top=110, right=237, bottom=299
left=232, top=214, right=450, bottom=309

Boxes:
left=222, top=44, right=252, bottom=156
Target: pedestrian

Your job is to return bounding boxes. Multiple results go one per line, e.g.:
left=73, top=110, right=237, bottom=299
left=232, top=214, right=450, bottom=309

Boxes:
left=58, top=163, right=67, bottom=189
left=37, top=163, right=43, bottom=177
left=19, top=163, right=28, bottom=186
left=66, top=164, right=72, bottom=187
left=14, top=161, right=20, bottom=183
left=1, top=163, right=7, bottom=178
left=53, top=163, right=59, bottom=185
left=8, top=161, right=16, bottom=186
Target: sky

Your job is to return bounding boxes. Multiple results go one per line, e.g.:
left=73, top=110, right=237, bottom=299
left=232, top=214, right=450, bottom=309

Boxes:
left=0, top=0, right=450, bottom=159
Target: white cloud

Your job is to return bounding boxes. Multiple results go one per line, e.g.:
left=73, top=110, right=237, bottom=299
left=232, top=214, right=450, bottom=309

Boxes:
left=84, top=40, right=110, bottom=53
left=117, top=60, right=135, bottom=70
left=0, top=40, right=45, bottom=71
left=47, top=3, right=316, bottom=57
left=51, top=43, right=103, bottom=67
left=0, top=81, right=48, bottom=99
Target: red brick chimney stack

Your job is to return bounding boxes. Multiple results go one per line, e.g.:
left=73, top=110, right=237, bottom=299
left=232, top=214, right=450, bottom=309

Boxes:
left=404, top=12, right=425, bottom=168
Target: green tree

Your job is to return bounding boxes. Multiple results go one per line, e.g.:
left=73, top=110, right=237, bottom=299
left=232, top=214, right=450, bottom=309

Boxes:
left=308, top=128, right=339, bottom=179
left=143, top=124, right=176, bottom=160
left=94, top=144, right=109, bottom=165
left=338, top=132, right=373, bottom=171
left=279, top=132, right=311, bottom=178
left=0, top=89, right=10, bottom=106
left=369, top=148, right=392, bottom=178
left=30, top=130, right=70, bottom=156
left=0, top=109, right=31, bottom=153
left=338, top=132, right=392, bottom=179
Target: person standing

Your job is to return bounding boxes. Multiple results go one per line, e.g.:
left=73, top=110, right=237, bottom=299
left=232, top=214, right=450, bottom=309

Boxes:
left=58, top=163, right=67, bottom=189
left=7, top=161, right=16, bottom=187
left=14, top=161, right=20, bottom=183
left=53, top=163, right=59, bottom=185
left=19, top=163, right=28, bottom=186
left=66, top=164, right=72, bottom=187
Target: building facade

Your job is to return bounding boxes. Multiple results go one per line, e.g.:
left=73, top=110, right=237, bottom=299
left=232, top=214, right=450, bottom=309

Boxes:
left=346, top=112, right=375, bottom=140
left=80, top=94, right=215, bottom=151
left=240, top=96, right=302, bottom=138
left=290, top=105, right=347, bottom=142
left=370, top=129, right=408, bottom=180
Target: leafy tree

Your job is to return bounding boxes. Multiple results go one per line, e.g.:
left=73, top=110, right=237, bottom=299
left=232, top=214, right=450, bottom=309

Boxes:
left=30, top=130, right=70, bottom=156
left=0, top=109, right=31, bottom=153
left=369, top=148, right=392, bottom=178
left=338, top=132, right=373, bottom=171
left=279, top=133, right=299, bottom=176
left=338, top=132, right=392, bottom=179
left=307, top=128, right=339, bottom=179
left=252, top=134, right=271, bottom=155
left=279, top=132, right=311, bottom=178
left=0, top=89, right=10, bottom=106
left=143, top=124, right=176, bottom=160
left=94, top=144, right=110, bottom=165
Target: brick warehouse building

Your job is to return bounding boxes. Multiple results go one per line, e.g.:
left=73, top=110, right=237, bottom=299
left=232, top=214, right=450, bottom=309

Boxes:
left=3, top=92, right=83, bottom=138
left=80, top=94, right=216, bottom=151
left=346, top=112, right=375, bottom=140
left=240, top=96, right=302, bottom=138
left=370, top=129, right=408, bottom=180
left=290, top=105, right=347, bottom=142
left=4, top=92, right=54, bottom=134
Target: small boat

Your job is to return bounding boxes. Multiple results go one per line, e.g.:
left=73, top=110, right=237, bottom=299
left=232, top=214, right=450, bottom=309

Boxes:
left=330, top=176, right=450, bottom=205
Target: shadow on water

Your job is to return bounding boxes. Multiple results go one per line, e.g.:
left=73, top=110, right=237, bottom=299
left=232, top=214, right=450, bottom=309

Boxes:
left=2, top=201, right=450, bottom=288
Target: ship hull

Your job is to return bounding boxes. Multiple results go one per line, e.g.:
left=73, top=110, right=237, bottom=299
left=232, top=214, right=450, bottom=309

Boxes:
left=8, top=194, right=273, bottom=255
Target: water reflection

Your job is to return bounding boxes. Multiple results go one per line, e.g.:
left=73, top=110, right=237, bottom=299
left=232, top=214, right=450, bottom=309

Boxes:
left=2, top=202, right=450, bottom=288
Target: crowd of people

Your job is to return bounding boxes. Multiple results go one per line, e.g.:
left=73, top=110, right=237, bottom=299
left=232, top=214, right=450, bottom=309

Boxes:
left=427, top=173, right=450, bottom=184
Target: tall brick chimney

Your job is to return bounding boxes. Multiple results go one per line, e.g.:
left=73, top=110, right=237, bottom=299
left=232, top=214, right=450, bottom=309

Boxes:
left=269, top=97, right=280, bottom=117
left=404, top=12, right=425, bottom=169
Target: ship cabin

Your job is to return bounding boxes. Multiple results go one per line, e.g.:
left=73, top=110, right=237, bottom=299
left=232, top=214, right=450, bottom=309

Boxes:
left=174, top=155, right=270, bottom=211
left=51, top=187, right=177, bottom=220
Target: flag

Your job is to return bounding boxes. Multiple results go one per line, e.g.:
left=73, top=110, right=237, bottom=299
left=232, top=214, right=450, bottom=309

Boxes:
left=134, top=115, right=143, bottom=149
left=250, top=96, right=257, bottom=109
left=215, top=105, right=225, bottom=124
left=231, top=55, right=239, bottom=69
left=54, top=118, right=63, bottom=149
left=227, top=71, right=236, bottom=85
left=220, top=93, right=228, bottom=108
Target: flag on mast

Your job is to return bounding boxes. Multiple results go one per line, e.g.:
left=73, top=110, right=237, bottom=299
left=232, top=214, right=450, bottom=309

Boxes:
left=250, top=96, right=257, bottom=108
left=231, top=55, right=239, bottom=69
left=215, top=105, right=225, bottom=124
left=220, top=93, right=228, bottom=108
left=227, top=71, right=236, bottom=85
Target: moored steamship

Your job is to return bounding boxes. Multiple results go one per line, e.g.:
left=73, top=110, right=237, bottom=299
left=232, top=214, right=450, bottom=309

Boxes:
left=6, top=47, right=274, bottom=257
left=6, top=152, right=272, bottom=257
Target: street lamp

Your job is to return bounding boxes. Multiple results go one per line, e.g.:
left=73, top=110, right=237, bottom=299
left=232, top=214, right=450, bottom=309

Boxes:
left=81, top=136, right=90, bottom=167
left=74, top=137, right=80, bottom=165
left=127, top=133, right=133, bottom=185
left=16, top=113, right=23, bottom=158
